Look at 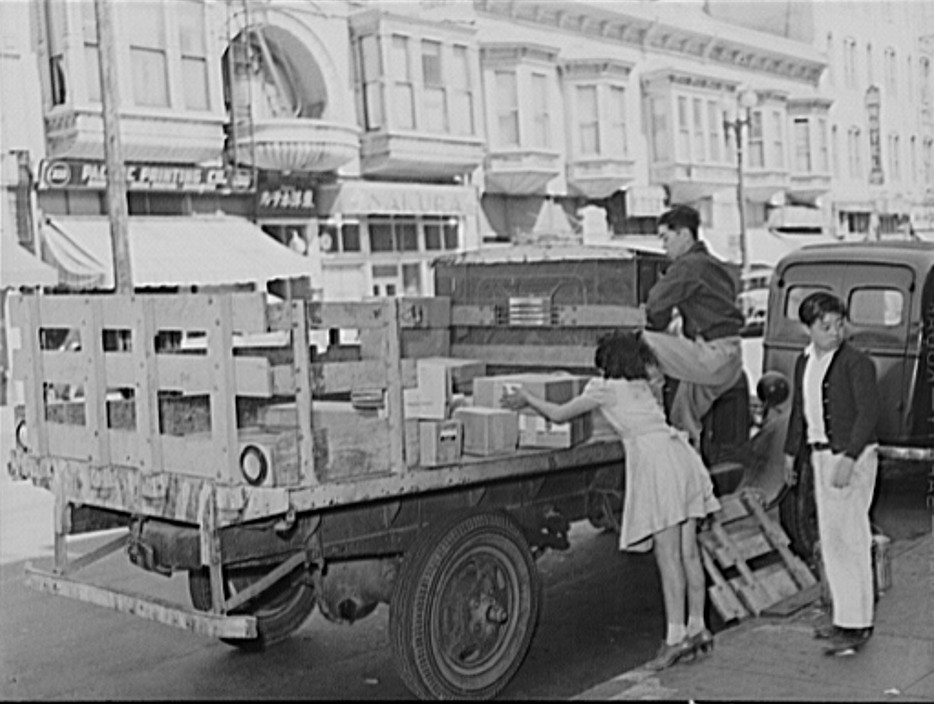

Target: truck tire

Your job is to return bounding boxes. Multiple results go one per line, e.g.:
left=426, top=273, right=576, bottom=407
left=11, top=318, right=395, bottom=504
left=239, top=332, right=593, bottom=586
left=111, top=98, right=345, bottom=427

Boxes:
left=390, top=511, right=541, bottom=700
left=188, top=561, right=316, bottom=650
left=779, top=453, right=819, bottom=565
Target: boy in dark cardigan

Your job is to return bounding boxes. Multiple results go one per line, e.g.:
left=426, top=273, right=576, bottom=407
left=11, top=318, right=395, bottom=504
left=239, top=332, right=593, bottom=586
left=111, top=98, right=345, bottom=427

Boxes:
left=783, top=292, right=880, bottom=656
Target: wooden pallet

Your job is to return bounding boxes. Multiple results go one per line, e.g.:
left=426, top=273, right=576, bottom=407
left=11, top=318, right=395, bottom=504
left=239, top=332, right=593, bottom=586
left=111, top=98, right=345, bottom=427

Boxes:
left=699, top=489, right=817, bottom=622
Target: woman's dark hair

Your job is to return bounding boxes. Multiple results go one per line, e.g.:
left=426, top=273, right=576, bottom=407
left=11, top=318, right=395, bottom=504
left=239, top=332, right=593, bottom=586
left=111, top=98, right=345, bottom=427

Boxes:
left=594, top=331, right=658, bottom=380
left=798, top=291, right=847, bottom=326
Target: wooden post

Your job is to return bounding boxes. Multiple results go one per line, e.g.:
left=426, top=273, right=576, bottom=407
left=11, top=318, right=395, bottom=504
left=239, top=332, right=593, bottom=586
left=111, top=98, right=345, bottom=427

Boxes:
left=93, top=0, right=133, bottom=292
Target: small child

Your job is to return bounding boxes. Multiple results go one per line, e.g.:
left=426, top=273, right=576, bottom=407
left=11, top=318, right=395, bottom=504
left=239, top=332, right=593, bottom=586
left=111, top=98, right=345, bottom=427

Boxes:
left=502, top=331, right=720, bottom=670
left=782, top=292, right=880, bottom=656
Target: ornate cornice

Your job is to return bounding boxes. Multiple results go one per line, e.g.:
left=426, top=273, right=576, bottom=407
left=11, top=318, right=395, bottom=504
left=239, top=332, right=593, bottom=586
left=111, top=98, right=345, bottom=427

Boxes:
left=474, top=0, right=826, bottom=86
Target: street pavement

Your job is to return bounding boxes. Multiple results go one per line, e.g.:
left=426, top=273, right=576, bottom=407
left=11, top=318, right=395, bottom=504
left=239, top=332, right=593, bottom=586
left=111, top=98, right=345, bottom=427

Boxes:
left=574, top=529, right=934, bottom=701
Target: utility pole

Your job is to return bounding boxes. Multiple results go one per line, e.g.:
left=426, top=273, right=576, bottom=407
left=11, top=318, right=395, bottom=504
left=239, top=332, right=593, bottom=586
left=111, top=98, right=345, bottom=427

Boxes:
left=94, top=0, right=133, bottom=293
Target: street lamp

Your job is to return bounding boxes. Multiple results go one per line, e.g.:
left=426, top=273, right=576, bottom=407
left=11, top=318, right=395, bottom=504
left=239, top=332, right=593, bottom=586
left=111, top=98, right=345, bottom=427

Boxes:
left=723, top=88, right=759, bottom=275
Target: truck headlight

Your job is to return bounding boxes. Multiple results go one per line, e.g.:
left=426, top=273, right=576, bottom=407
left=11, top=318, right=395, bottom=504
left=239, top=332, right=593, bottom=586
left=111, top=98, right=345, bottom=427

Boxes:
left=15, top=420, right=28, bottom=451
left=239, top=445, right=268, bottom=486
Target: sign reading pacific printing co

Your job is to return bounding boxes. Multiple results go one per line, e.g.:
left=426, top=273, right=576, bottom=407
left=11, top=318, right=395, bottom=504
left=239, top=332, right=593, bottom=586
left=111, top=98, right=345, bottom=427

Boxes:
left=36, top=158, right=255, bottom=193
left=254, top=171, right=317, bottom=217
left=865, top=86, right=884, bottom=186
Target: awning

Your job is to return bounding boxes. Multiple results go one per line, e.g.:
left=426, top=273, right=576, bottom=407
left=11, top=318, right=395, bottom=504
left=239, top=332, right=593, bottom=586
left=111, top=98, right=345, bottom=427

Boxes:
left=40, top=215, right=312, bottom=289
left=317, top=180, right=478, bottom=217
left=1, top=235, right=58, bottom=288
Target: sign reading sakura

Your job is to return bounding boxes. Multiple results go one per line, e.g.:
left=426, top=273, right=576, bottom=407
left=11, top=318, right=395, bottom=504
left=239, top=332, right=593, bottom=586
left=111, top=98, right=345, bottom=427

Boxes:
left=36, top=158, right=255, bottom=193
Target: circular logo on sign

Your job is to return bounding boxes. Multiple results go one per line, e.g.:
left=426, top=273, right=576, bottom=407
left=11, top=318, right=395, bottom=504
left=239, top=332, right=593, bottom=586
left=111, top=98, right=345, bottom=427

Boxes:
left=45, top=161, right=72, bottom=188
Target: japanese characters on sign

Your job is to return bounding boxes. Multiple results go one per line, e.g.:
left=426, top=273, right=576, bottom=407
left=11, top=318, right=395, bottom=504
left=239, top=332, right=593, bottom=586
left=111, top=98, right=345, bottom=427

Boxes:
left=254, top=172, right=317, bottom=217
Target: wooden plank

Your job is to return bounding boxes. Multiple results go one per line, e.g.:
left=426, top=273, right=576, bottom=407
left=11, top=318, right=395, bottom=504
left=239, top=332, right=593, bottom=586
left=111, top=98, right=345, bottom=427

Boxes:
left=35, top=351, right=87, bottom=385
left=398, top=297, right=451, bottom=329
left=554, top=305, right=646, bottom=327
left=705, top=525, right=775, bottom=568
left=710, top=523, right=775, bottom=614
left=267, top=300, right=391, bottom=331
left=25, top=564, right=257, bottom=639
left=742, top=494, right=817, bottom=588
left=290, top=301, right=315, bottom=486
left=64, top=532, right=129, bottom=575
left=224, top=552, right=306, bottom=613
left=270, top=359, right=392, bottom=397
left=713, top=492, right=752, bottom=524
left=145, top=293, right=266, bottom=332
left=20, top=295, right=49, bottom=456
left=206, top=295, right=239, bottom=483
left=383, top=300, right=405, bottom=474
left=84, top=298, right=110, bottom=466
left=132, top=297, right=162, bottom=475
left=161, top=435, right=218, bottom=478
left=450, top=344, right=595, bottom=368
left=154, top=356, right=272, bottom=397
left=700, top=547, right=748, bottom=621
left=34, top=295, right=88, bottom=327
left=48, top=424, right=95, bottom=461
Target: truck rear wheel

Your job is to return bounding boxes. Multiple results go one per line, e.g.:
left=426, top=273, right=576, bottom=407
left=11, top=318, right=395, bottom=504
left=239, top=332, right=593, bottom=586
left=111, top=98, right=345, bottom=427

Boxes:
left=188, top=561, right=316, bottom=650
left=390, top=511, right=541, bottom=700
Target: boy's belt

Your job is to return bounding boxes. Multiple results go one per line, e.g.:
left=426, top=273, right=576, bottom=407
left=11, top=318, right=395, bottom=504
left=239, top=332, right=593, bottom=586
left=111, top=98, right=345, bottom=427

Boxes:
left=808, top=441, right=832, bottom=451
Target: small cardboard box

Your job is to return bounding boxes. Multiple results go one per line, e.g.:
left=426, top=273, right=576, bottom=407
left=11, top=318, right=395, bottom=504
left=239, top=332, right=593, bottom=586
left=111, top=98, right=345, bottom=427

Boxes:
left=418, top=357, right=487, bottom=394
left=414, top=358, right=454, bottom=419
left=518, top=410, right=593, bottom=448
left=419, top=419, right=463, bottom=467
left=453, top=407, right=519, bottom=456
left=472, top=373, right=590, bottom=409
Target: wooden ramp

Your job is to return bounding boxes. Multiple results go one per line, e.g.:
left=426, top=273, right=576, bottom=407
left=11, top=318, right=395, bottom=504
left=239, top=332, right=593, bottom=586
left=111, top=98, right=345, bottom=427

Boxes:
left=700, top=489, right=818, bottom=622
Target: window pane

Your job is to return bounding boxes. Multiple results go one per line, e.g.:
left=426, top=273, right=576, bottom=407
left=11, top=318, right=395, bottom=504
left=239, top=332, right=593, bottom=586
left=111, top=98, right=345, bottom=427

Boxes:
left=391, top=36, right=414, bottom=129
left=369, top=222, right=393, bottom=252
left=785, top=286, right=830, bottom=321
left=495, top=71, right=518, bottom=146
left=450, top=46, right=473, bottom=135
left=707, top=100, right=720, bottom=162
left=795, top=118, right=811, bottom=172
left=421, top=40, right=442, bottom=86
left=361, top=35, right=381, bottom=80
left=132, top=48, right=168, bottom=106
left=341, top=223, right=361, bottom=252
left=610, top=86, right=627, bottom=156
left=693, top=98, right=705, bottom=162
left=748, top=111, right=764, bottom=168
left=85, top=46, right=101, bottom=102
left=397, top=221, right=418, bottom=251
left=443, top=221, right=458, bottom=249
left=402, top=263, right=422, bottom=295
left=577, top=85, right=598, bottom=154
left=772, top=111, right=784, bottom=168
left=178, top=0, right=205, bottom=55
left=126, top=1, right=165, bottom=47
left=532, top=73, right=549, bottom=148
left=677, top=96, right=690, bottom=159
left=182, top=57, right=208, bottom=110
left=849, top=288, right=903, bottom=326
left=651, top=96, right=669, bottom=161
left=425, top=222, right=442, bottom=250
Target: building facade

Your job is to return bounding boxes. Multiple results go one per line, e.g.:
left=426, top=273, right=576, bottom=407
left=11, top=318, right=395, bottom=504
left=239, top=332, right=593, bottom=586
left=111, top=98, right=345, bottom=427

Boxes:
left=7, top=0, right=912, bottom=301
left=708, top=0, right=934, bottom=240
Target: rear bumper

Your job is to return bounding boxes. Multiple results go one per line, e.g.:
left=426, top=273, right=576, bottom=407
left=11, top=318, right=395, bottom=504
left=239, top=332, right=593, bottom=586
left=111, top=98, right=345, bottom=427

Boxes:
left=25, top=563, right=257, bottom=639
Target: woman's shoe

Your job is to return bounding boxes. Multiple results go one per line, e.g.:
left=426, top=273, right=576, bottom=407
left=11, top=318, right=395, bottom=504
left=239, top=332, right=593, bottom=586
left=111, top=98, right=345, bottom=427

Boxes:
left=644, top=638, right=694, bottom=671
left=687, top=628, right=715, bottom=658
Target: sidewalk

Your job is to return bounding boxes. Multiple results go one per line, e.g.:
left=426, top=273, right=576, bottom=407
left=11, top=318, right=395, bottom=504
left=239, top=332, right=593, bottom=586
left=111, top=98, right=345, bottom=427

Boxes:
left=575, top=532, right=934, bottom=701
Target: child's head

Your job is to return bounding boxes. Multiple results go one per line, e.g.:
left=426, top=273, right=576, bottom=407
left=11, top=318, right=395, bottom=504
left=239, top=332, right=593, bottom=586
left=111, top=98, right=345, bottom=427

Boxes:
left=798, top=291, right=846, bottom=353
left=595, top=331, right=658, bottom=380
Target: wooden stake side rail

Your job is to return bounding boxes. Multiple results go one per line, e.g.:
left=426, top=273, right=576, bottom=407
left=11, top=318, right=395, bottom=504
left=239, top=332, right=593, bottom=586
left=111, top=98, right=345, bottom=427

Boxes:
left=9, top=291, right=640, bottom=526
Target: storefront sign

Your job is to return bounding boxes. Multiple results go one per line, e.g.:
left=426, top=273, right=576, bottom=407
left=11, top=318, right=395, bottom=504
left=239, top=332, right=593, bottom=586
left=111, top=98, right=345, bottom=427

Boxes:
left=625, top=186, right=667, bottom=217
left=865, top=86, right=884, bottom=186
left=255, top=172, right=317, bottom=217
left=36, top=158, right=255, bottom=193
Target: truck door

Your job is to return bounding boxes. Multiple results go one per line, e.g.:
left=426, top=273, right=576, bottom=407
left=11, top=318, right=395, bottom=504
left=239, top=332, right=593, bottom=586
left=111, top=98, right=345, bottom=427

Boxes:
left=840, top=263, right=915, bottom=443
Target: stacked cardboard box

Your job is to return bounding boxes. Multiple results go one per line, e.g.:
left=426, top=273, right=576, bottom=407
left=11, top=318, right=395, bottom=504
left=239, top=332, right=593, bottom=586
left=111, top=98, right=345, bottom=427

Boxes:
left=453, top=407, right=519, bottom=456
left=406, top=357, right=486, bottom=420
left=472, top=372, right=593, bottom=449
left=418, top=419, right=463, bottom=467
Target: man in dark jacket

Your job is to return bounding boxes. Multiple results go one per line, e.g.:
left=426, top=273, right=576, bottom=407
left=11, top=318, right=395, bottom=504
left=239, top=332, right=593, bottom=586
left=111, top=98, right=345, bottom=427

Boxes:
left=783, top=292, right=880, bottom=656
left=642, top=204, right=745, bottom=448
